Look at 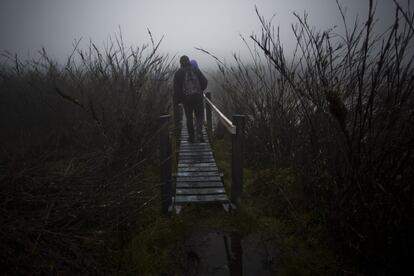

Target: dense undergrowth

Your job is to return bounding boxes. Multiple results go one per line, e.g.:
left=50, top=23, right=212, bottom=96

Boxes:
left=0, top=33, right=174, bottom=274
left=206, top=1, right=414, bottom=274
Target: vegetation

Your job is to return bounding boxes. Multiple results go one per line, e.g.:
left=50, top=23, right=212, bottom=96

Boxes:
left=0, top=32, right=174, bottom=274
left=1, top=1, right=413, bottom=275
left=206, top=0, right=414, bottom=274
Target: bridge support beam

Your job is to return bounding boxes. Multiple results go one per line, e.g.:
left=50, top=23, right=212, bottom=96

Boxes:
left=205, top=91, right=213, bottom=137
left=231, top=115, right=245, bottom=208
left=159, top=114, right=172, bottom=214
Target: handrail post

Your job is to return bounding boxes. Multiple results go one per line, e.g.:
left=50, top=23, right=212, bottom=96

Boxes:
left=231, top=114, right=245, bottom=208
left=205, top=92, right=213, bottom=137
left=173, top=97, right=182, bottom=138
left=159, top=114, right=172, bottom=214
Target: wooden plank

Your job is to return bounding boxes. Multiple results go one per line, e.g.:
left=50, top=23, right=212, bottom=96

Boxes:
left=177, top=167, right=219, bottom=172
left=180, top=143, right=209, bottom=147
left=176, top=188, right=226, bottom=195
left=178, top=163, right=217, bottom=168
left=180, top=137, right=208, bottom=141
left=178, top=160, right=215, bottom=164
left=178, top=158, right=215, bottom=163
left=175, top=171, right=220, bottom=177
left=181, top=133, right=207, bottom=137
left=179, top=152, right=213, bottom=156
left=179, top=145, right=211, bottom=149
left=179, top=148, right=212, bottom=152
left=178, top=151, right=213, bottom=158
left=179, top=154, right=213, bottom=159
left=176, top=176, right=222, bottom=182
left=178, top=159, right=215, bottom=164
left=179, top=157, right=215, bottom=161
left=176, top=181, right=224, bottom=188
left=179, top=147, right=211, bottom=152
left=175, top=194, right=229, bottom=204
left=179, top=156, right=214, bottom=160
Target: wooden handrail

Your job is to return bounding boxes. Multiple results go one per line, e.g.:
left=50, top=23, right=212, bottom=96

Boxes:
left=202, top=92, right=246, bottom=209
left=203, top=93, right=236, bottom=135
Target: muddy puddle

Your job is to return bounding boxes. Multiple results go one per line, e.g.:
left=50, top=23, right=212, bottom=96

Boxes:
left=181, top=230, right=278, bottom=276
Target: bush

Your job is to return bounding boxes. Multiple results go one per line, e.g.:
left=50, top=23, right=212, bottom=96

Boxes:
left=0, top=33, right=175, bottom=274
left=208, top=1, right=414, bottom=273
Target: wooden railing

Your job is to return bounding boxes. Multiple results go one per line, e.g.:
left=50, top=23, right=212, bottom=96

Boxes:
left=159, top=92, right=245, bottom=213
left=203, top=92, right=245, bottom=208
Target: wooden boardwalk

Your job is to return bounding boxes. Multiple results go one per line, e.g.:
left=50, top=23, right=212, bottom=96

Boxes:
left=174, top=118, right=229, bottom=210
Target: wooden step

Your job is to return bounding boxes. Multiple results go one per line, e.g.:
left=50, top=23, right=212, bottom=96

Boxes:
left=176, top=181, right=224, bottom=188
left=175, top=194, right=228, bottom=204
left=175, top=171, right=220, bottom=177
left=176, top=176, right=222, bottom=182
left=176, top=187, right=226, bottom=195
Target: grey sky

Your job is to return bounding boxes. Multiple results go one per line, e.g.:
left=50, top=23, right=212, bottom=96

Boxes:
left=0, top=0, right=406, bottom=68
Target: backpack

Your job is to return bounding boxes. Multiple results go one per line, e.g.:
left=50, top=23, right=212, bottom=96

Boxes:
left=182, top=68, right=202, bottom=96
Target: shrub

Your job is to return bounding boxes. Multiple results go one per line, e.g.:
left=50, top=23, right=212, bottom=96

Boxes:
left=208, top=1, right=414, bottom=273
left=0, top=32, right=175, bottom=274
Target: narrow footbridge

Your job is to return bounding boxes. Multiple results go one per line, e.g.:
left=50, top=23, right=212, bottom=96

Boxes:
left=159, top=92, right=245, bottom=214
left=175, top=120, right=228, bottom=207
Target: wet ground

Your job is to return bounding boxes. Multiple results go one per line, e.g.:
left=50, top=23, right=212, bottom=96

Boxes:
left=181, top=229, right=278, bottom=276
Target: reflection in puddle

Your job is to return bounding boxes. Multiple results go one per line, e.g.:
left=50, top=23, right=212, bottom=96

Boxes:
left=223, top=232, right=242, bottom=275
left=184, top=231, right=277, bottom=276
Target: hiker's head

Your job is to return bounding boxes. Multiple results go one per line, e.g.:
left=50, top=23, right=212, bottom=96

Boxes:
left=179, top=55, right=190, bottom=67
left=190, top=59, right=198, bottom=69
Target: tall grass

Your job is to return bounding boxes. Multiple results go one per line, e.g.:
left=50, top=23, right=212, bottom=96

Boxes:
left=207, top=1, right=414, bottom=273
left=0, top=32, right=175, bottom=274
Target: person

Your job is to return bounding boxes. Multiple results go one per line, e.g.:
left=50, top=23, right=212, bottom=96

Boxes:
left=173, top=55, right=208, bottom=143
left=190, top=59, right=199, bottom=69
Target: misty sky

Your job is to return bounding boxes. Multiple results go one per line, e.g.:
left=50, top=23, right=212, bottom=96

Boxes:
left=0, top=0, right=407, bottom=68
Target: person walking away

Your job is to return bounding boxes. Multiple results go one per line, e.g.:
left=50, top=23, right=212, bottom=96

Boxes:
left=173, top=55, right=208, bottom=143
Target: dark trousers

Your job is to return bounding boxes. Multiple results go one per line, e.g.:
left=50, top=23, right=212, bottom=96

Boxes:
left=183, top=94, right=204, bottom=139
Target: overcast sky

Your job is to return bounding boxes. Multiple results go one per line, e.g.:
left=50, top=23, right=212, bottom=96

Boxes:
left=0, top=0, right=408, bottom=68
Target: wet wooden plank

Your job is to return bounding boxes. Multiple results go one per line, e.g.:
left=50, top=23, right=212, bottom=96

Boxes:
left=179, top=153, right=213, bottom=157
left=180, top=139, right=208, bottom=142
left=176, top=176, right=222, bottom=182
left=178, top=153, right=213, bottom=158
left=179, top=148, right=211, bottom=152
left=178, top=163, right=217, bottom=168
left=178, top=159, right=215, bottom=164
left=179, top=145, right=211, bottom=150
left=179, top=151, right=212, bottom=155
left=177, top=167, right=219, bottom=173
left=176, top=188, right=226, bottom=195
left=179, top=156, right=214, bottom=160
left=180, top=135, right=207, bottom=138
left=178, top=153, right=214, bottom=160
left=176, top=181, right=224, bottom=188
left=178, top=158, right=215, bottom=163
left=176, top=171, right=220, bottom=177
left=180, top=143, right=209, bottom=147
left=175, top=194, right=229, bottom=204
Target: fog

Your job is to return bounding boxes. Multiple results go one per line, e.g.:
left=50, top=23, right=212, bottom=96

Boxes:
left=0, top=0, right=407, bottom=69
